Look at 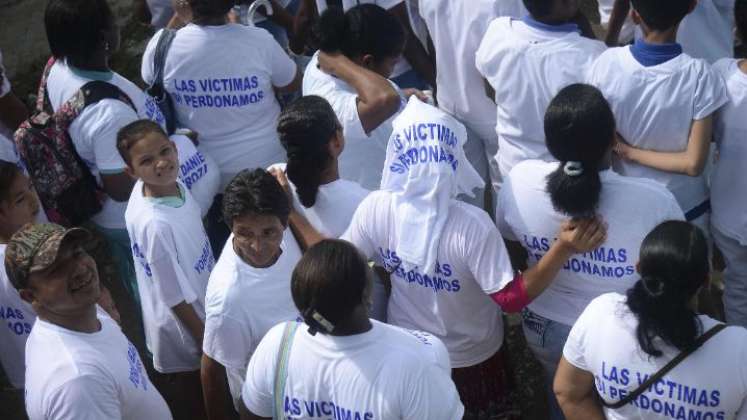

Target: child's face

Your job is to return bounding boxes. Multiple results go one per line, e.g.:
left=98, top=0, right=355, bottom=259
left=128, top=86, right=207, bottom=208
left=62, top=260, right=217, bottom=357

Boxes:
left=0, top=173, right=41, bottom=233
left=126, top=132, right=179, bottom=187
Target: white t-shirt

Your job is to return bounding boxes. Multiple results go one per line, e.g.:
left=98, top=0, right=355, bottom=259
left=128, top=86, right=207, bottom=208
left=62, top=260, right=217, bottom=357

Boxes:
left=269, top=163, right=369, bottom=237
left=0, top=244, right=36, bottom=389
left=203, top=230, right=302, bottom=403
left=172, top=134, right=220, bottom=217
left=142, top=25, right=297, bottom=189
left=475, top=17, right=606, bottom=177
left=314, top=0, right=411, bottom=78
left=712, top=58, right=747, bottom=245
left=417, top=0, right=505, bottom=137
left=342, top=191, right=514, bottom=368
left=678, top=0, right=735, bottom=64
left=597, top=0, right=635, bottom=43
left=125, top=180, right=214, bottom=373
left=242, top=320, right=464, bottom=420
left=46, top=60, right=166, bottom=229
left=497, top=160, right=685, bottom=326
left=24, top=314, right=172, bottom=420
left=564, top=293, right=747, bottom=420
left=587, top=47, right=728, bottom=214
left=303, top=53, right=403, bottom=190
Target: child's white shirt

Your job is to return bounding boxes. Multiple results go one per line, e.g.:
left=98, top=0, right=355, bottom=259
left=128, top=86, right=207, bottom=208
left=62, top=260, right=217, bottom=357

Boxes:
left=125, top=179, right=214, bottom=373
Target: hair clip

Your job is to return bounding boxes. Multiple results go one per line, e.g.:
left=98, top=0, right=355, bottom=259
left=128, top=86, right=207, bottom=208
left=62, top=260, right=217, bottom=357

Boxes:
left=563, top=161, right=584, bottom=177
left=303, top=308, right=335, bottom=335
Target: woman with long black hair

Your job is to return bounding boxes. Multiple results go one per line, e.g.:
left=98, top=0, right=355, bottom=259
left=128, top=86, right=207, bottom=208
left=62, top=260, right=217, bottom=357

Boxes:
left=555, top=221, right=747, bottom=420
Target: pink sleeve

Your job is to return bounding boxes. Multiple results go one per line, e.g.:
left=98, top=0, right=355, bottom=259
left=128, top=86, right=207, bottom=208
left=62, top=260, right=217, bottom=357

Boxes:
left=490, top=274, right=530, bottom=314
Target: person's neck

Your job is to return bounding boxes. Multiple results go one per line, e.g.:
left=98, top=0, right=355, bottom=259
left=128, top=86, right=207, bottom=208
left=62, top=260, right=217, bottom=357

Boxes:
left=38, top=305, right=101, bottom=333
left=67, top=54, right=110, bottom=73
left=533, top=15, right=572, bottom=25
left=738, top=59, right=747, bottom=75
left=319, top=162, right=340, bottom=185
left=193, top=15, right=228, bottom=26
left=328, top=306, right=372, bottom=336
left=143, top=181, right=180, bottom=198
left=642, top=29, right=678, bottom=44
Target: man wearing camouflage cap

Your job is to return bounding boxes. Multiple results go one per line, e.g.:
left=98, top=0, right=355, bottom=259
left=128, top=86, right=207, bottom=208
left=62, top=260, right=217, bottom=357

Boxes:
left=6, top=223, right=172, bottom=420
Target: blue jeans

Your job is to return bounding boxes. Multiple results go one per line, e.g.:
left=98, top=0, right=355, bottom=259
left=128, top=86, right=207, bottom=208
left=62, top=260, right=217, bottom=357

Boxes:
left=522, top=308, right=572, bottom=420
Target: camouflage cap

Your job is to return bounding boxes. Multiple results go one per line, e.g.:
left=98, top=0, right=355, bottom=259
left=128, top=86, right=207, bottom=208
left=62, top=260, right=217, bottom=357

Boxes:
left=5, top=223, right=92, bottom=289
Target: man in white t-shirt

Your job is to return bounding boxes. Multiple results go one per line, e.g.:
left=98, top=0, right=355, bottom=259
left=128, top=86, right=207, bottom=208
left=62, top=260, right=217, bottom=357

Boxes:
left=475, top=0, right=606, bottom=179
left=416, top=0, right=524, bottom=209
left=711, top=14, right=747, bottom=328
left=605, top=0, right=735, bottom=63
left=201, top=169, right=302, bottom=418
left=587, top=0, right=728, bottom=234
left=5, top=223, right=172, bottom=420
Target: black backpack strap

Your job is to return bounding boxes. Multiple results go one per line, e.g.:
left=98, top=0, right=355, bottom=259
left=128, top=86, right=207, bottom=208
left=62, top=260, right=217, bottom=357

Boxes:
left=150, top=29, right=177, bottom=96
left=81, top=80, right=137, bottom=111
left=601, top=323, right=727, bottom=409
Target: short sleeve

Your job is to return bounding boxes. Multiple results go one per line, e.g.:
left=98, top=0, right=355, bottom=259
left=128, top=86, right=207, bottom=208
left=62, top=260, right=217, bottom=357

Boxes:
left=495, top=177, right=518, bottom=241
left=401, top=365, right=464, bottom=420
left=693, top=63, right=728, bottom=120
left=140, top=29, right=162, bottom=86
left=341, top=195, right=378, bottom=260
left=562, top=298, right=597, bottom=371
left=241, top=324, right=285, bottom=418
left=265, top=32, right=297, bottom=88
left=46, top=375, right=121, bottom=420
left=145, top=222, right=198, bottom=307
left=203, top=313, right=254, bottom=371
left=474, top=19, right=502, bottom=87
left=69, top=99, right=138, bottom=173
left=460, top=209, right=515, bottom=294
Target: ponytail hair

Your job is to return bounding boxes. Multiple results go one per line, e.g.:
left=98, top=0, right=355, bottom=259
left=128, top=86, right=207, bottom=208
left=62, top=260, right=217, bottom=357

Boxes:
left=544, top=83, right=616, bottom=218
left=626, top=221, right=709, bottom=357
left=291, top=239, right=371, bottom=335
left=277, top=96, right=339, bottom=208
left=314, top=4, right=405, bottom=62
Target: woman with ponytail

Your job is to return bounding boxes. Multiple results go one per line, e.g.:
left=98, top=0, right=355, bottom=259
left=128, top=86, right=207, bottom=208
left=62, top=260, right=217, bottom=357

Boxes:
left=238, top=240, right=464, bottom=420
left=302, top=4, right=425, bottom=190
left=555, top=221, right=747, bottom=420
left=269, top=95, right=370, bottom=239
left=497, top=83, right=685, bottom=419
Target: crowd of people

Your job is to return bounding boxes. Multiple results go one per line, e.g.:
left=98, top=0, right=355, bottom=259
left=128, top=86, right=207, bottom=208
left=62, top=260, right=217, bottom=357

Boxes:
left=1, top=0, right=746, bottom=419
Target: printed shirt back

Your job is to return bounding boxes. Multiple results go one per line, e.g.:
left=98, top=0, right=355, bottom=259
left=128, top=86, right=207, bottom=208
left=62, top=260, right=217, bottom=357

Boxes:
left=243, top=320, right=464, bottom=420
left=587, top=47, right=727, bottom=214
left=142, top=24, right=296, bottom=188
left=498, top=160, right=685, bottom=326
left=125, top=180, right=214, bottom=373
left=0, top=244, right=36, bottom=388
left=565, top=293, right=747, bottom=420
left=475, top=17, right=606, bottom=177
left=342, top=191, right=514, bottom=368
